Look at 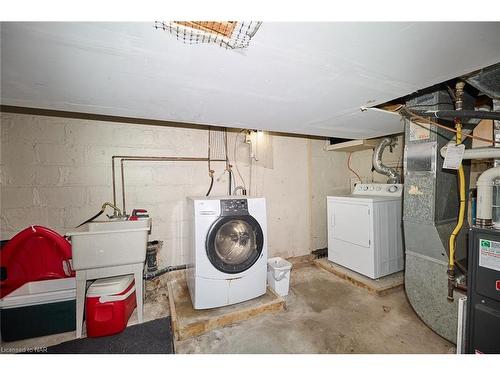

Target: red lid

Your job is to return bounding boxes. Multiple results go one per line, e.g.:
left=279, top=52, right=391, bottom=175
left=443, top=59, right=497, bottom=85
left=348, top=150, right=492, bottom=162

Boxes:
left=0, top=226, right=74, bottom=298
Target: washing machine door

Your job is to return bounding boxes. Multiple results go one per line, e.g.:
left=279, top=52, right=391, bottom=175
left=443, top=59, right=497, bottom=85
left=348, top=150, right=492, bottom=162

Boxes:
left=206, top=215, right=264, bottom=274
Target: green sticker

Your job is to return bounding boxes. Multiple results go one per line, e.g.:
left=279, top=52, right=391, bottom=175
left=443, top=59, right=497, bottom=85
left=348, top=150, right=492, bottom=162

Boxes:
left=480, top=239, right=491, bottom=248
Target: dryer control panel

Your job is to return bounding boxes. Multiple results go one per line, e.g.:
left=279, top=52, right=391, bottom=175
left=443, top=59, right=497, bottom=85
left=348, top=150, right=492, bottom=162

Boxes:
left=221, top=199, right=249, bottom=216
left=353, top=183, right=403, bottom=197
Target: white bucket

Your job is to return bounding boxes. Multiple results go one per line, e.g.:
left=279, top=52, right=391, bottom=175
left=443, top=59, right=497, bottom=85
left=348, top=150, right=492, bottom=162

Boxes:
left=267, top=257, right=292, bottom=296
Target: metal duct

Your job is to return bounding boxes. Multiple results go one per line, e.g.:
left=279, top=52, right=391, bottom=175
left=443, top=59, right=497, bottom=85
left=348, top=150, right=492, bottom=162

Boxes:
left=403, top=90, right=472, bottom=343
left=465, top=62, right=500, bottom=100
left=372, top=137, right=400, bottom=183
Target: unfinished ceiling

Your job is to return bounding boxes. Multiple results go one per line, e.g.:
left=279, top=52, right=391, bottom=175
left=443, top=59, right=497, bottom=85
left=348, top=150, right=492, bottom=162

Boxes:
left=1, top=22, right=500, bottom=138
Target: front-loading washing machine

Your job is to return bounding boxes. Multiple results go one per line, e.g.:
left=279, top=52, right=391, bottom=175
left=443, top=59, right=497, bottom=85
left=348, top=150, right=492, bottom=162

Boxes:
left=186, top=196, right=267, bottom=309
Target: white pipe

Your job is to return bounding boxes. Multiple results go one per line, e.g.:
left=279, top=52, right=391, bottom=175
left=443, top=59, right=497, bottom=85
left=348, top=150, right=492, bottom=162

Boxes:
left=476, top=166, right=500, bottom=223
left=440, top=146, right=500, bottom=160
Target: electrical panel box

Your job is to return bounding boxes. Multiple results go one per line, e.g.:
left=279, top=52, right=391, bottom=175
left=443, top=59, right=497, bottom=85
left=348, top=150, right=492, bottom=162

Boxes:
left=466, top=227, right=500, bottom=354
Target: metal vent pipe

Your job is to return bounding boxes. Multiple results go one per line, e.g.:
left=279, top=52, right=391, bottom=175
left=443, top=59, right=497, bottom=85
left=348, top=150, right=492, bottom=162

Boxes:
left=372, top=137, right=400, bottom=184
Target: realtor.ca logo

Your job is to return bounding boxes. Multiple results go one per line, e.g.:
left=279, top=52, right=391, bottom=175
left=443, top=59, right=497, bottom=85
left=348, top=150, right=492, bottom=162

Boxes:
left=480, top=240, right=491, bottom=248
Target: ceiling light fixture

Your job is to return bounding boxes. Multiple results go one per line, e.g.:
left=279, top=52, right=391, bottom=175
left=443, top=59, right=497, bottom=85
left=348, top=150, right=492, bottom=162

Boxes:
left=154, top=21, right=262, bottom=49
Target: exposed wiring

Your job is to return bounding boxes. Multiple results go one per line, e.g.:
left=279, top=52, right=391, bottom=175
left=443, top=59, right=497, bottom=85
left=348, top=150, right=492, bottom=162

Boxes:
left=207, top=126, right=234, bottom=196
left=205, top=174, right=214, bottom=196
left=224, top=129, right=232, bottom=195
left=232, top=167, right=237, bottom=190
left=217, top=167, right=237, bottom=194
left=206, top=126, right=216, bottom=196
left=347, top=152, right=362, bottom=183
left=233, top=129, right=247, bottom=190
left=207, top=126, right=213, bottom=178
left=399, top=107, right=495, bottom=145
left=249, top=157, right=253, bottom=196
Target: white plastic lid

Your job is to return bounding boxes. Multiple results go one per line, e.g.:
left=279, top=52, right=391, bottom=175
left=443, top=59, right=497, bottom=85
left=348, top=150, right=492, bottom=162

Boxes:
left=0, top=278, right=76, bottom=309
left=267, top=257, right=292, bottom=270
left=87, top=274, right=134, bottom=297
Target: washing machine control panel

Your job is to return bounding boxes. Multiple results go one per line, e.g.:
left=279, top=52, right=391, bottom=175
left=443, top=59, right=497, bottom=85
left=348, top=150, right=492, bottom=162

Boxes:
left=353, top=183, right=403, bottom=197
left=221, top=199, right=249, bottom=216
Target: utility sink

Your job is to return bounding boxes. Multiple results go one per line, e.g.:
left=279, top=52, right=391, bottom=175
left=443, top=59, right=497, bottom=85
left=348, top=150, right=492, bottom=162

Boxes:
left=86, top=218, right=149, bottom=232
left=66, top=218, right=151, bottom=271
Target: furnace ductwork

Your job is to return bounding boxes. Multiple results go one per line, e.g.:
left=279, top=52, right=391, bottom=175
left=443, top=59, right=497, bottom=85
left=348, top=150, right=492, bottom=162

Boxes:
left=372, top=137, right=400, bottom=184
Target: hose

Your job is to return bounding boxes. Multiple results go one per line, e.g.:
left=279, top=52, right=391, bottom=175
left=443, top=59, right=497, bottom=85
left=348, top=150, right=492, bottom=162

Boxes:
left=206, top=173, right=214, bottom=196
left=143, top=240, right=187, bottom=280
left=75, top=202, right=122, bottom=228
left=447, top=82, right=467, bottom=302
left=144, top=264, right=187, bottom=280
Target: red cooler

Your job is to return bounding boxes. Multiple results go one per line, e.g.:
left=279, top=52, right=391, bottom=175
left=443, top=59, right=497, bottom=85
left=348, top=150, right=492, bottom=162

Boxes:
left=85, top=275, right=137, bottom=337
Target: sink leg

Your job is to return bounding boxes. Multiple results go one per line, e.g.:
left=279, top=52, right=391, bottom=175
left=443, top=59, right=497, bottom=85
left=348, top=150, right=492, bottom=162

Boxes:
left=76, top=272, right=86, bottom=338
left=134, top=267, right=144, bottom=323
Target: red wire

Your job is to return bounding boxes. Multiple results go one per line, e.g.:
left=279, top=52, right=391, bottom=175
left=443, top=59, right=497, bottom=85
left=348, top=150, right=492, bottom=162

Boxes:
left=347, top=152, right=362, bottom=182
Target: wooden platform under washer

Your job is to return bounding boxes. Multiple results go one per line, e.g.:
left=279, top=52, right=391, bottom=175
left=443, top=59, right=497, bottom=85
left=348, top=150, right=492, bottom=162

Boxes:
left=167, top=272, right=286, bottom=341
left=313, top=258, right=404, bottom=296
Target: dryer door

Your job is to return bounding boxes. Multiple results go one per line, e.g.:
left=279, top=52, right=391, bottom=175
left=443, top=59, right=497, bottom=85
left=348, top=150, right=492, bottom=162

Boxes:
left=330, top=200, right=371, bottom=248
left=206, top=215, right=264, bottom=274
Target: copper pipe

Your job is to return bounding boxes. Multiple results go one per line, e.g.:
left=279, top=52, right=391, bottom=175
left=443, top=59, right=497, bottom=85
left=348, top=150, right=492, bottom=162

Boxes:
left=112, top=156, right=226, bottom=215
left=112, top=156, right=117, bottom=210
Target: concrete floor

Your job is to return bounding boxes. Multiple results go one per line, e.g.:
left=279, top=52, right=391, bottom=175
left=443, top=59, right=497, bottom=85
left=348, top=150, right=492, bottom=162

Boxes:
left=0, top=278, right=170, bottom=351
left=176, top=263, right=455, bottom=354
left=1, top=262, right=455, bottom=354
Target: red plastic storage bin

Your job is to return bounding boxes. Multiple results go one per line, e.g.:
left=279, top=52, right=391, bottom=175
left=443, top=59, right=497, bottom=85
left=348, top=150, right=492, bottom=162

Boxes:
left=85, top=275, right=137, bottom=338
left=1, top=226, right=74, bottom=298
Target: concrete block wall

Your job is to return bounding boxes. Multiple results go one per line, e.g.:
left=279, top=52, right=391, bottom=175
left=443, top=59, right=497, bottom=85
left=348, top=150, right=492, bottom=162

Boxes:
left=1, top=112, right=359, bottom=266
left=1, top=113, right=229, bottom=267
left=308, top=135, right=404, bottom=251
left=309, top=139, right=351, bottom=251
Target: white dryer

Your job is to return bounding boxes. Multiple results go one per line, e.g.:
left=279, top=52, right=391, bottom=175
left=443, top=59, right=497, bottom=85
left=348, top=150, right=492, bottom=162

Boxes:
left=186, top=196, right=267, bottom=309
left=327, top=183, right=404, bottom=279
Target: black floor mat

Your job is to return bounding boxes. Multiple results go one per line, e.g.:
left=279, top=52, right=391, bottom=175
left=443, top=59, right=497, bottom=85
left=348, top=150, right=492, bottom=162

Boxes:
left=45, top=317, right=174, bottom=354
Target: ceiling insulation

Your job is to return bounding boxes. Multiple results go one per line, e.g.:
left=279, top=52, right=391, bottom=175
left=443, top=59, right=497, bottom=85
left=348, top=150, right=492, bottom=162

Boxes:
left=1, top=22, right=500, bottom=138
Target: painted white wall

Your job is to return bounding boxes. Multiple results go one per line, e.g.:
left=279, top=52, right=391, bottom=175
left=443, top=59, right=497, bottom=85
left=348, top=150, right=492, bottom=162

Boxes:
left=308, top=135, right=404, bottom=251
left=309, top=140, right=351, bottom=250
left=2, top=112, right=371, bottom=266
